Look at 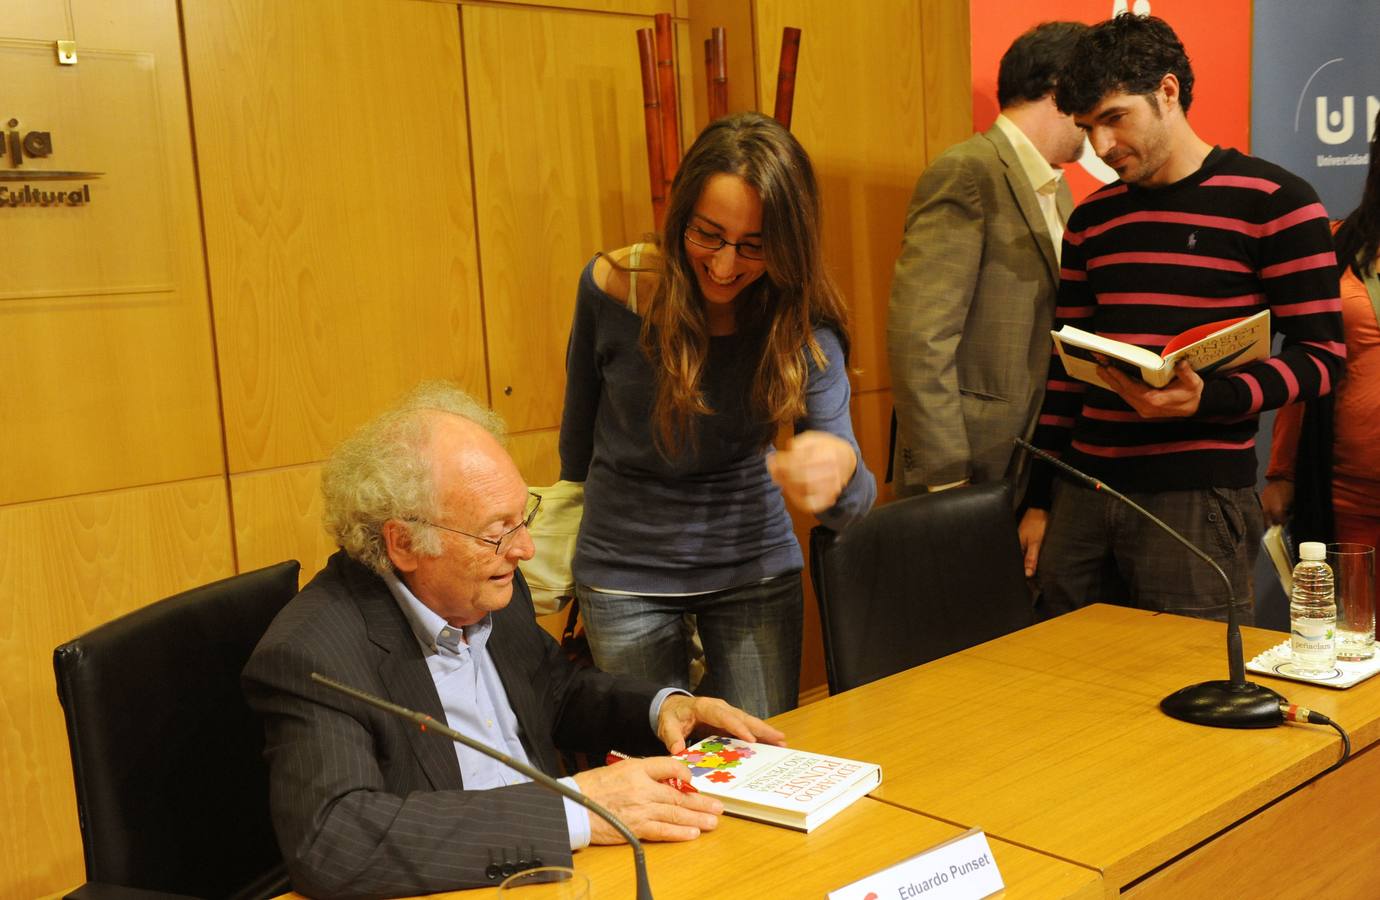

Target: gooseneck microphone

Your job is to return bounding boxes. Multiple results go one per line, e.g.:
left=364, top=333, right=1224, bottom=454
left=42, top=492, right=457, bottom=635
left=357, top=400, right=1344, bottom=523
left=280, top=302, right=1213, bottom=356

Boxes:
left=310, top=672, right=655, bottom=899
left=1014, top=438, right=1286, bottom=728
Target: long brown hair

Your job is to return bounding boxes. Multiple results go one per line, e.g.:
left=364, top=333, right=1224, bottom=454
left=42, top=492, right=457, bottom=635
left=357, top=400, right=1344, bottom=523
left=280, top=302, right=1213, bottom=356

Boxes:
left=640, top=112, right=850, bottom=456
left=1335, top=108, right=1380, bottom=279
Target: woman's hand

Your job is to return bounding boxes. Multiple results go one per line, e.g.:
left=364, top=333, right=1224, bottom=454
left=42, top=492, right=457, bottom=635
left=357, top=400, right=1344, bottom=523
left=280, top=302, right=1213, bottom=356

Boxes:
left=1260, top=479, right=1295, bottom=526
left=766, top=431, right=857, bottom=514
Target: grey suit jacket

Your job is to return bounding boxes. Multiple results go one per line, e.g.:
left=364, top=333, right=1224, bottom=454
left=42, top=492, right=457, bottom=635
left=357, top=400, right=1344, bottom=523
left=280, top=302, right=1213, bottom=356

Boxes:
left=887, top=123, right=1072, bottom=499
left=243, top=551, right=664, bottom=898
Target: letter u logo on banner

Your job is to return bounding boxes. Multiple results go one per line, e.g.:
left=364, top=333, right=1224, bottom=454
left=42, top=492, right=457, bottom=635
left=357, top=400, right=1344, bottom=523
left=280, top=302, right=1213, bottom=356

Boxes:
left=1316, top=96, right=1354, bottom=145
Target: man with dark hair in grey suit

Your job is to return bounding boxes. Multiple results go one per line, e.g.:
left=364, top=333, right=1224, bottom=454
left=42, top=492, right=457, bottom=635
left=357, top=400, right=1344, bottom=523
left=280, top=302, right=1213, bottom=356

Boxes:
left=888, top=21, right=1087, bottom=502
left=244, top=381, right=782, bottom=898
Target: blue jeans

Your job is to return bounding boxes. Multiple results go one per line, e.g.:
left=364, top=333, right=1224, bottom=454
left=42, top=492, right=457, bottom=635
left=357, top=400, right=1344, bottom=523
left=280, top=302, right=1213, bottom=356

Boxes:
left=577, top=573, right=803, bottom=718
left=1036, top=480, right=1263, bottom=624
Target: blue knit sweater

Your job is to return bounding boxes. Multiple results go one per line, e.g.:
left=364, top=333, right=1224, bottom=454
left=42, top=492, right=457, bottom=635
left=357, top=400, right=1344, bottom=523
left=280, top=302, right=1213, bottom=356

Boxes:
left=558, top=258, right=876, bottom=594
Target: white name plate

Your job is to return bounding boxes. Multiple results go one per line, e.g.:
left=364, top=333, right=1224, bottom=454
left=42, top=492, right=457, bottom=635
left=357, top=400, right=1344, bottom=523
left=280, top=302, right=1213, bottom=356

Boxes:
left=828, top=827, right=1004, bottom=900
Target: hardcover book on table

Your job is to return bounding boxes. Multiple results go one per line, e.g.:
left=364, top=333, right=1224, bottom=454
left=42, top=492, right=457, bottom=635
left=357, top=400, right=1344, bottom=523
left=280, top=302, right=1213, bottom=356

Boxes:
left=1052, top=309, right=1270, bottom=388
left=674, top=736, right=882, bottom=832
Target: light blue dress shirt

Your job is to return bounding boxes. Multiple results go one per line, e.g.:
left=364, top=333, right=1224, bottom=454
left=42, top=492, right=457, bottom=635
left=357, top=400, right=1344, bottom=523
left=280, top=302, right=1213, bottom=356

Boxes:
left=383, top=571, right=685, bottom=850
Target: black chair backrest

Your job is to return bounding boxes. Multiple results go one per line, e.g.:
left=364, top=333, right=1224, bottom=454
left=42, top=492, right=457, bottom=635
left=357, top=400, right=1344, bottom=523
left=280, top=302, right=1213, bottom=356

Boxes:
left=53, top=561, right=300, bottom=900
left=809, top=482, right=1032, bottom=694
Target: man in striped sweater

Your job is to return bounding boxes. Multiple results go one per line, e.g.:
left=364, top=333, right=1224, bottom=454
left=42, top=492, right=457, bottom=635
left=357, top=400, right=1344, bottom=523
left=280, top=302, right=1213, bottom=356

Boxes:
left=1018, top=14, right=1345, bottom=623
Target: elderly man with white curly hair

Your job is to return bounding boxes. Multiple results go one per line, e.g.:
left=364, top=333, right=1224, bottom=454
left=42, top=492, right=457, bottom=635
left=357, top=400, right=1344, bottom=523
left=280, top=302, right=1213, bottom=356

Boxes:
left=244, top=380, right=782, bottom=898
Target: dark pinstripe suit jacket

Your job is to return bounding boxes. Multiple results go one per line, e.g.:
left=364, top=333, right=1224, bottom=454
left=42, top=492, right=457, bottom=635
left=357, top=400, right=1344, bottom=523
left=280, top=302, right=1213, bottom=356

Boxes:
left=243, top=551, right=664, bottom=898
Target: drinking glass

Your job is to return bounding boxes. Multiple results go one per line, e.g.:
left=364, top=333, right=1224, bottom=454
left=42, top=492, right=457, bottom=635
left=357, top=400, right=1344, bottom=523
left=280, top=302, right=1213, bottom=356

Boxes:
left=497, top=866, right=591, bottom=899
left=1328, top=543, right=1375, bottom=661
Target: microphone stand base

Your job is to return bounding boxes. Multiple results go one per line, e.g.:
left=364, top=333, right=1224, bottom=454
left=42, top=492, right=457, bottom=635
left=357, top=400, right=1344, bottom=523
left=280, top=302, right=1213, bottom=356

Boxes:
left=1160, top=679, right=1286, bottom=728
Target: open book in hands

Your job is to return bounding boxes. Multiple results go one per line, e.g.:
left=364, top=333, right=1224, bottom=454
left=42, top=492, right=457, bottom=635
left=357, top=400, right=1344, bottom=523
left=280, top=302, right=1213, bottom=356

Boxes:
left=1052, top=310, right=1270, bottom=388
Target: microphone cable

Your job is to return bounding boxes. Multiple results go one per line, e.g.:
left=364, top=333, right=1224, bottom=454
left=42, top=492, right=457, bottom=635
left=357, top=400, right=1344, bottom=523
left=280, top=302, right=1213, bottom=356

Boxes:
left=1281, top=704, right=1352, bottom=772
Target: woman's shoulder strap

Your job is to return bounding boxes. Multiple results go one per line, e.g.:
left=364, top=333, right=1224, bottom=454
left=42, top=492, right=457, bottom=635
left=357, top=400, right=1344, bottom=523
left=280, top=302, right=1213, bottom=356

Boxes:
left=593, top=242, right=659, bottom=315
left=626, top=242, right=647, bottom=313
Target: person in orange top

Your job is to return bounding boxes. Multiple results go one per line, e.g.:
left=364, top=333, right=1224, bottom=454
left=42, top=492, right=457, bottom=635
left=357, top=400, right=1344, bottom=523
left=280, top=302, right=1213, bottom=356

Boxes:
left=1262, top=112, right=1380, bottom=636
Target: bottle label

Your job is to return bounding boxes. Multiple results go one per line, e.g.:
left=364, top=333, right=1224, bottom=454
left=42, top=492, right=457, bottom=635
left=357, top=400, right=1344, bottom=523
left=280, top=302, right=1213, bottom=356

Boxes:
left=1291, top=619, right=1334, bottom=654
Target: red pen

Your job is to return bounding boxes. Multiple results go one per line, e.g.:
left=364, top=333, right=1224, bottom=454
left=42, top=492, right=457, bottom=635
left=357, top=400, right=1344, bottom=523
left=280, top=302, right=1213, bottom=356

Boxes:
left=605, top=749, right=698, bottom=793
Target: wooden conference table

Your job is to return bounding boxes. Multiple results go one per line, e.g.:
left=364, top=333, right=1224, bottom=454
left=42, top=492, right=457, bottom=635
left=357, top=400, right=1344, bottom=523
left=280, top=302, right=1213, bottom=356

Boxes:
left=295, top=604, right=1380, bottom=899
left=559, top=605, right=1380, bottom=898
left=774, top=604, right=1380, bottom=899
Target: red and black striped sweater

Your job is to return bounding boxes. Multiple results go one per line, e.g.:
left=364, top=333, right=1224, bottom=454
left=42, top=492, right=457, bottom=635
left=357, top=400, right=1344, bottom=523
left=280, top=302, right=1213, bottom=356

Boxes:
left=1028, top=147, right=1346, bottom=506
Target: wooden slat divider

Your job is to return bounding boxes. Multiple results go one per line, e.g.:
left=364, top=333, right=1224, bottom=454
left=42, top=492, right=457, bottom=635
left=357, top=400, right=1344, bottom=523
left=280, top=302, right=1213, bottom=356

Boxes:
left=653, top=12, right=682, bottom=189
left=773, top=26, right=801, bottom=128
left=639, top=26, right=669, bottom=228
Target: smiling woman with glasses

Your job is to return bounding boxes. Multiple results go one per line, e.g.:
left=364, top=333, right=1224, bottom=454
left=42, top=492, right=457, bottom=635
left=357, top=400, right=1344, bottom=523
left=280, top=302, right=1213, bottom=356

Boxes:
left=556, top=112, right=877, bottom=719
left=683, top=223, right=765, bottom=260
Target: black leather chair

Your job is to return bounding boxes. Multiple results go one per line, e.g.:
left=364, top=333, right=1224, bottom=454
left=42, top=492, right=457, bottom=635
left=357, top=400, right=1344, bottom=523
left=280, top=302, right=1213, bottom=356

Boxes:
left=809, top=481, right=1033, bottom=694
left=53, top=561, right=301, bottom=900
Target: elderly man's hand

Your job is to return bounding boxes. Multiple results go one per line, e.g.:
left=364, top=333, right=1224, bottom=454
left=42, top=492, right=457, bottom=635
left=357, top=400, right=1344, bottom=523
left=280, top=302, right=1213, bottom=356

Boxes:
left=1097, top=359, right=1203, bottom=418
left=573, top=757, right=724, bottom=843
left=656, top=694, right=786, bottom=755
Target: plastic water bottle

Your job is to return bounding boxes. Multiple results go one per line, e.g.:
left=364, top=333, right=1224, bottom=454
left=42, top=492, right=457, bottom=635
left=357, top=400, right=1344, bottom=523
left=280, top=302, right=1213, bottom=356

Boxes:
left=1290, top=541, right=1336, bottom=676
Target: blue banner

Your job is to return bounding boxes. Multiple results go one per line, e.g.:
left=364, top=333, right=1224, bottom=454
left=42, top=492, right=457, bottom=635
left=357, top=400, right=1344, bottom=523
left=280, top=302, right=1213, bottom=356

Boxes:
left=1251, top=0, right=1380, bottom=219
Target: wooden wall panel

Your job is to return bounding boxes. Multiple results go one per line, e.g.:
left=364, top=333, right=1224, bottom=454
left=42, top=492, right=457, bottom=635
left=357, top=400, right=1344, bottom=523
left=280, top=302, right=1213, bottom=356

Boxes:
left=0, top=478, right=234, bottom=899
left=0, top=2, right=72, bottom=40
left=751, top=0, right=928, bottom=397
left=231, top=465, right=336, bottom=582
left=675, top=10, right=697, bottom=147
left=0, top=298, right=224, bottom=505
left=685, top=0, right=758, bottom=130
left=464, top=3, right=658, bottom=433
left=0, top=0, right=224, bottom=506
left=919, top=0, right=973, bottom=162
left=507, top=428, right=564, bottom=487
left=461, top=0, right=675, bottom=14
left=183, top=0, right=486, bottom=473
